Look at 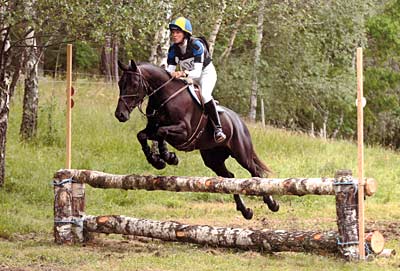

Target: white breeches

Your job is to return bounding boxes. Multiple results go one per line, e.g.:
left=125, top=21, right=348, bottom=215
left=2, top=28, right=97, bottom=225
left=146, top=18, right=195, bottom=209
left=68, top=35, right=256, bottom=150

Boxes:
left=195, top=62, right=217, bottom=103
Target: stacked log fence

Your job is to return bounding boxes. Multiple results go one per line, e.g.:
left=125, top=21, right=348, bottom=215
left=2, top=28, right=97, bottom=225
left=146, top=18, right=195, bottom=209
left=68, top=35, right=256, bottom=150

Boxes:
left=53, top=169, right=385, bottom=261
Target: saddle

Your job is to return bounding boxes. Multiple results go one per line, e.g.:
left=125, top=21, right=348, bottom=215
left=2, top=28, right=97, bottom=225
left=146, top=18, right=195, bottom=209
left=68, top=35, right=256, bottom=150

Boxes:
left=180, top=78, right=224, bottom=112
left=180, top=78, right=203, bottom=107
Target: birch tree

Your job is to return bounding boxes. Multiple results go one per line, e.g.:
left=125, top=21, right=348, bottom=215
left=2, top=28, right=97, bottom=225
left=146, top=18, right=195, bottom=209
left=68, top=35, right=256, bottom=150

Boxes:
left=20, top=0, right=39, bottom=141
left=248, top=0, right=265, bottom=122
left=101, top=37, right=113, bottom=82
left=0, top=9, right=11, bottom=187
left=208, top=0, right=226, bottom=57
left=219, top=0, right=247, bottom=61
left=149, top=1, right=173, bottom=67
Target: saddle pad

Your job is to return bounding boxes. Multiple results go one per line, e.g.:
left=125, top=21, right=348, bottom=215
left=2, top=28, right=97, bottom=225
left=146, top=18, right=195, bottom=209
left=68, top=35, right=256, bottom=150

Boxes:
left=187, top=85, right=225, bottom=112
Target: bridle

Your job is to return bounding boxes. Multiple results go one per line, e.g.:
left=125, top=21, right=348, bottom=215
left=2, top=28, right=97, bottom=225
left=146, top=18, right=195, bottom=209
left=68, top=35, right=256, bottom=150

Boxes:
left=118, top=66, right=183, bottom=117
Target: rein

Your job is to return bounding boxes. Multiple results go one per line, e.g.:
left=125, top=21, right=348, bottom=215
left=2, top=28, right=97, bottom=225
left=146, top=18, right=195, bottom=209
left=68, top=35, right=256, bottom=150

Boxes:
left=119, top=66, right=181, bottom=117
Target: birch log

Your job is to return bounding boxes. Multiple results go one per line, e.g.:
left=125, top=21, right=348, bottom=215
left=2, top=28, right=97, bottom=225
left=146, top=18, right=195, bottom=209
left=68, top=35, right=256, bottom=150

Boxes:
left=334, top=170, right=359, bottom=260
left=54, top=180, right=74, bottom=244
left=84, top=215, right=341, bottom=254
left=83, top=215, right=384, bottom=256
left=54, top=169, right=377, bottom=197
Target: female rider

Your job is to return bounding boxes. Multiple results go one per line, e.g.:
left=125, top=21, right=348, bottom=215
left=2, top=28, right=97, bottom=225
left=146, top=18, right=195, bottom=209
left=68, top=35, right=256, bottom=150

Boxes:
left=165, top=17, right=226, bottom=143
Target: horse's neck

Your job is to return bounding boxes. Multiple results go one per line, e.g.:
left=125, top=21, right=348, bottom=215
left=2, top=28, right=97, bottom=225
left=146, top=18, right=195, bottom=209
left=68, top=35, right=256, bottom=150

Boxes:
left=141, top=65, right=170, bottom=89
left=142, top=65, right=185, bottom=97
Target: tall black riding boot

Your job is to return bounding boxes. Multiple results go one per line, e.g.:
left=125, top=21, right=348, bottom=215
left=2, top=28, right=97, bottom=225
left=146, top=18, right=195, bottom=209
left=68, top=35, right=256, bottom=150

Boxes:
left=204, top=99, right=226, bottom=143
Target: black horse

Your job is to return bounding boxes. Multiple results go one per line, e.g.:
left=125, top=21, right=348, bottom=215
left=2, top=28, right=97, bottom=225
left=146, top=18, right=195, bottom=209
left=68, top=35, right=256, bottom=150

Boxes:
left=115, top=60, right=279, bottom=219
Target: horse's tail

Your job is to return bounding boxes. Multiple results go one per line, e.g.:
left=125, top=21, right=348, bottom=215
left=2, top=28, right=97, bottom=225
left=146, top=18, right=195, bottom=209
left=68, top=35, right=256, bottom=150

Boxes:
left=252, top=149, right=273, bottom=177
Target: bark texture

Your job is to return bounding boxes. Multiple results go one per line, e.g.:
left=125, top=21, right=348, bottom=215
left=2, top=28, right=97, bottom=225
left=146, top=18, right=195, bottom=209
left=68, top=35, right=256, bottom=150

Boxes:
left=53, top=170, right=384, bottom=259
left=149, top=2, right=172, bottom=67
left=334, top=170, right=359, bottom=260
left=20, top=29, right=39, bottom=141
left=54, top=169, right=376, bottom=197
left=248, top=0, right=265, bottom=122
left=101, top=36, right=112, bottom=82
left=0, top=25, right=11, bottom=187
left=111, top=37, right=119, bottom=82
left=208, top=0, right=226, bottom=57
left=53, top=179, right=85, bottom=244
left=84, top=215, right=341, bottom=255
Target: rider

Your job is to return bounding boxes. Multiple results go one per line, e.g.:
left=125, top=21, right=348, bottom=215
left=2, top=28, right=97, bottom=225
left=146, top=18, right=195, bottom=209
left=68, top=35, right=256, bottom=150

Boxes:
left=166, top=16, right=226, bottom=143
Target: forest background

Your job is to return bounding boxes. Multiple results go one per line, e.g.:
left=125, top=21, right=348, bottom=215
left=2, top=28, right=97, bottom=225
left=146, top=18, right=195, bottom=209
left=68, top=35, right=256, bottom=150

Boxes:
left=1, top=0, right=400, bottom=186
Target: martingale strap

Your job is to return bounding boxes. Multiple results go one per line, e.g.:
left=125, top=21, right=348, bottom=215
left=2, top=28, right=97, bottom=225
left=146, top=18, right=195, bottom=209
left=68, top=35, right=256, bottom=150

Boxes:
left=175, top=111, right=208, bottom=151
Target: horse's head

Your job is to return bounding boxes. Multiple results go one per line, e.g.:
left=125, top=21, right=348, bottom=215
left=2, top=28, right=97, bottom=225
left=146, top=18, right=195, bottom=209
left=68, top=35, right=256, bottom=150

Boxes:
left=115, top=60, right=147, bottom=122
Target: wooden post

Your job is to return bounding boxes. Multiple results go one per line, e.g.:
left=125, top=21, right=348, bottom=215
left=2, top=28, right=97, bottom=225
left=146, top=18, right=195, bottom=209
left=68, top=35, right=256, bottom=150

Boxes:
left=356, top=47, right=365, bottom=259
left=54, top=178, right=74, bottom=244
left=54, top=171, right=86, bottom=244
left=66, top=44, right=72, bottom=169
left=334, top=170, right=359, bottom=260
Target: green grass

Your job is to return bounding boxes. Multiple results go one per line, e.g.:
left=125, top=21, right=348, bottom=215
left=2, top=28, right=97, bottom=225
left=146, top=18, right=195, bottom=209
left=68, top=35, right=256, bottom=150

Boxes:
left=0, top=78, right=399, bottom=270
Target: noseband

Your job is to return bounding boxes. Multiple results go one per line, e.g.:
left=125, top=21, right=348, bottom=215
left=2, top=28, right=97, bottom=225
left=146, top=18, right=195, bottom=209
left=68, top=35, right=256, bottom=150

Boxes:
left=119, top=66, right=186, bottom=117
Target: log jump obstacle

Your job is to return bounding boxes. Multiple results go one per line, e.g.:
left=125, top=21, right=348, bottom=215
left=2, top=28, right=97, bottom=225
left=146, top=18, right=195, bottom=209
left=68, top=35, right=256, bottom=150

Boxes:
left=53, top=169, right=384, bottom=261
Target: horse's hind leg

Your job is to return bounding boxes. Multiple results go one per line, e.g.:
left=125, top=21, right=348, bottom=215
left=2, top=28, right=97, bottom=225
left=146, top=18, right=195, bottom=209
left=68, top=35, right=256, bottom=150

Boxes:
left=230, top=140, right=279, bottom=212
left=200, top=148, right=253, bottom=220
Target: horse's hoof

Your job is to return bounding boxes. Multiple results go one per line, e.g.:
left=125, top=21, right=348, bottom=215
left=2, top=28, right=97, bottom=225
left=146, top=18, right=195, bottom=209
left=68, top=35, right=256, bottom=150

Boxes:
left=153, top=159, right=166, bottom=170
left=160, top=152, right=179, bottom=166
left=148, top=154, right=166, bottom=170
left=242, top=208, right=253, bottom=220
left=268, top=202, right=280, bottom=212
left=167, top=153, right=179, bottom=165
left=263, top=196, right=280, bottom=212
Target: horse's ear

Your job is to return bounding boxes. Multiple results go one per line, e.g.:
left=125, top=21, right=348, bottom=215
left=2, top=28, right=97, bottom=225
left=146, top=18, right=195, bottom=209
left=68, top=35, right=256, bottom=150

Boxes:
left=129, top=60, right=137, bottom=71
left=118, top=60, right=129, bottom=71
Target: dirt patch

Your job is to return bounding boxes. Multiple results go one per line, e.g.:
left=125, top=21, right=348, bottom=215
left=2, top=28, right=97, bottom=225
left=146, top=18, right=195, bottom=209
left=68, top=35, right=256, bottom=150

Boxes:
left=0, top=265, right=67, bottom=271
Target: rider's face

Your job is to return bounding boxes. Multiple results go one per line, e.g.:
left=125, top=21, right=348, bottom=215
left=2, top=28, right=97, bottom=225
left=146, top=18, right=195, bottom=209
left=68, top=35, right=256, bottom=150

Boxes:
left=171, top=29, right=185, bottom=44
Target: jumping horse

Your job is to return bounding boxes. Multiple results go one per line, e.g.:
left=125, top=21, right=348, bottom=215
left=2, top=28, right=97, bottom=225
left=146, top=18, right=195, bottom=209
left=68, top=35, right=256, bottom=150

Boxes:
left=115, top=60, right=279, bottom=219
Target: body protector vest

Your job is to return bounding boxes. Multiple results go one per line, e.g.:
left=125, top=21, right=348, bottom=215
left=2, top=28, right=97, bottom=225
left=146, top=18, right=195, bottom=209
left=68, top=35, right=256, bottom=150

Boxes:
left=167, top=37, right=212, bottom=71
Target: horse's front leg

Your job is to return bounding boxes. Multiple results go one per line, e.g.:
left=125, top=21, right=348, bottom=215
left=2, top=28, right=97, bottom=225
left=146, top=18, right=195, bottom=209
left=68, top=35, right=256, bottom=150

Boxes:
left=156, top=122, right=188, bottom=145
left=158, top=140, right=179, bottom=165
left=137, top=128, right=166, bottom=170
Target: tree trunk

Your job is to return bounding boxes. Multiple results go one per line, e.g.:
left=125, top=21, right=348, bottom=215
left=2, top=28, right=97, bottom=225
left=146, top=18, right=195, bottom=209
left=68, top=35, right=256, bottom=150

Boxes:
left=248, top=1, right=265, bottom=122
left=9, top=50, right=25, bottom=98
left=149, top=2, right=172, bottom=67
left=111, top=37, right=119, bottom=82
left=219, top=0, right=247, bottom=62
left=149, top=29, right=161, bottom=65
left=84, top=215, right=341, bottom=255
left=100, top=36, right=112, bottom=82
left=20, top=29, right=39, bottom=141
left=208, top=0, right=226, bottom=57
left=0, top=27, right=11, bottom=187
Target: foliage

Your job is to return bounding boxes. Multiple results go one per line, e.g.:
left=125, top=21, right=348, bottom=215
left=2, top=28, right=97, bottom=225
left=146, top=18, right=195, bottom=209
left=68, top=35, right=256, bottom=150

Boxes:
left=364, top=0, right=400, bottom=148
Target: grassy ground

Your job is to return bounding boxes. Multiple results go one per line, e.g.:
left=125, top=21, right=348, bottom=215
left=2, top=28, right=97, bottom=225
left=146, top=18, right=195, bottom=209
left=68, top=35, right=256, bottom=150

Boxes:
left=0, top=78, right=399, bottom=270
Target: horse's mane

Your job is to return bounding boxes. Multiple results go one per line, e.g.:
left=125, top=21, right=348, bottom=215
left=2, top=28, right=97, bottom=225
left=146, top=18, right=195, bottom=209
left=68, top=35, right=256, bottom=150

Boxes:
left=137, top=62, right=172, bottom=79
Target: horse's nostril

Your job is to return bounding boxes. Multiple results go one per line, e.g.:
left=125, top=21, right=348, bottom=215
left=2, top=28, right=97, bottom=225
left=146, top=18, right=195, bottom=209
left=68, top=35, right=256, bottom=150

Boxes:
left=115, top=110, right=129, bottom=122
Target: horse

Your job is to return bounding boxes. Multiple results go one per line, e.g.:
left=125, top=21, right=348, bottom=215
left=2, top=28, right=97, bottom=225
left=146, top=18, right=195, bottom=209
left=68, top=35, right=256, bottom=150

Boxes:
left=115, top=60, right=279, bottom=220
